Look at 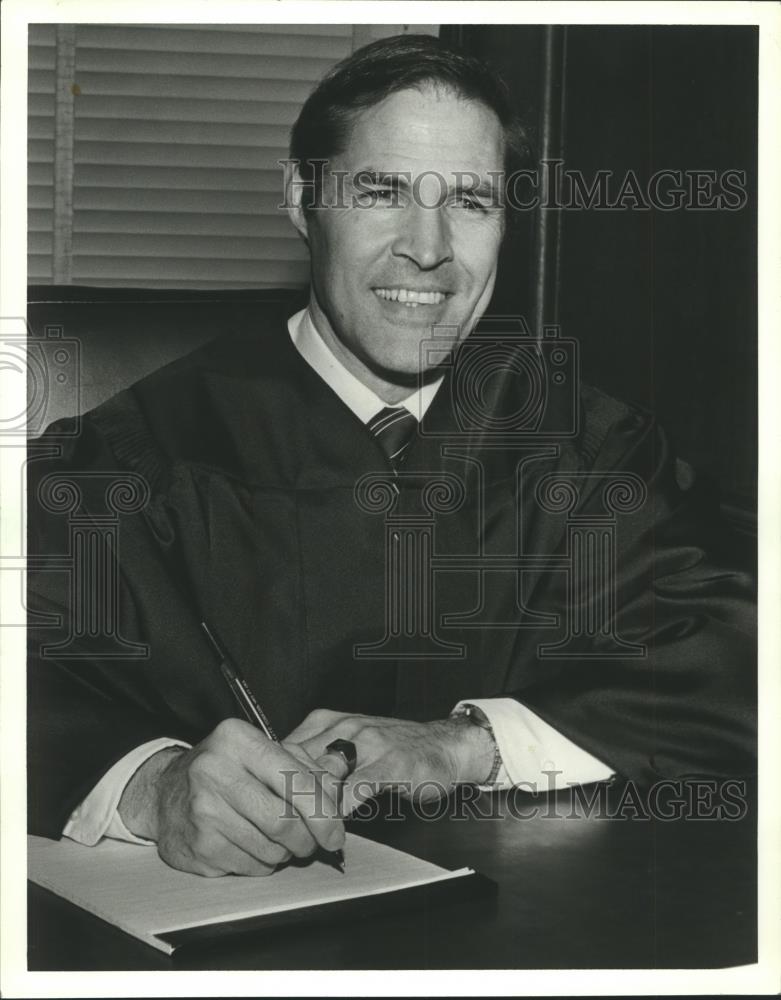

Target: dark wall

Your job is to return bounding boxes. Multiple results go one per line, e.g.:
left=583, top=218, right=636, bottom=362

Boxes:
left=450, top=25, right=757, bottom=525
left=442, top=25, right=543, bottom=321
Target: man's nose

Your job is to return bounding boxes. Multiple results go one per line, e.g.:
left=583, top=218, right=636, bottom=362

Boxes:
left=390, top=199, right=454, bottom=271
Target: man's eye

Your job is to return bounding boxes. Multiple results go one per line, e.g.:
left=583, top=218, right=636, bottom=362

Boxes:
left=453, top=194, right=486, bottom=212
left=354, top=187, right=400, bottom=207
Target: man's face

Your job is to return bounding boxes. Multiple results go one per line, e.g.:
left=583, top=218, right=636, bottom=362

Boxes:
left=292, top=85, right=506, bottom=393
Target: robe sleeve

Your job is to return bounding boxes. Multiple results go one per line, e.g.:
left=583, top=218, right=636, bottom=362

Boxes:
left=26, top=417, right=202, bottom=839
left=511, top=402, right=756, bottom=785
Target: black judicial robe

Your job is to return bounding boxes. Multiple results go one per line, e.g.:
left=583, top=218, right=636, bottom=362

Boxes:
left=27, top=316, right=757, bottom=838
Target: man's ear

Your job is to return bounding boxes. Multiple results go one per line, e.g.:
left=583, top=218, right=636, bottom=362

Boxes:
left=284, top=160, right=310, bottom=243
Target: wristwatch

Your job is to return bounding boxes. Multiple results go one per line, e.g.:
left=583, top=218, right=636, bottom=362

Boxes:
left=452, top=703, right=503, bottom=786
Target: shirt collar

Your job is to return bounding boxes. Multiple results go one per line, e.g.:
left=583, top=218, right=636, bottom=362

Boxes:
left=287, top=307, right=443, bottom=425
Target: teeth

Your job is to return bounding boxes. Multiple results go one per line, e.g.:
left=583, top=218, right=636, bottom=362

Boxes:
left=374, top=288, right=446, bottom=305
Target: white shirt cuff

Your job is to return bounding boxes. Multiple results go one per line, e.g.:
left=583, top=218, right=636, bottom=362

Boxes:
left=62, top=737, right=191, bottom=846
left=454, top=697, right=615, bottom=790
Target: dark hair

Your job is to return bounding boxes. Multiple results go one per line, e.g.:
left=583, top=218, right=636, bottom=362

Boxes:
left=289, top=33, right=533, bottom=193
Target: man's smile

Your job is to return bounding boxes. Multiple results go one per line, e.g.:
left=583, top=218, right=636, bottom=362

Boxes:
left=372, top=287, right=451, bottom=307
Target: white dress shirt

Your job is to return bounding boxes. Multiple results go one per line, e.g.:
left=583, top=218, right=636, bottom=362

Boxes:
left=64, top=307, right=613, bottom=846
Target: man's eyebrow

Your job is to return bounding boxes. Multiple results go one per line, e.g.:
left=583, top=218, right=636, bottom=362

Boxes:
left=451, top=174, right=504, bottom=198
left=453, top=180, right=498, bottom=199
left=350, top=168, right=502, bottom=200
left=351, top=169, right=411, bottom=187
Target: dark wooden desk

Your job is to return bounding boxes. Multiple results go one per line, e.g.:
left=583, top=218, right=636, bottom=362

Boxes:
left=28, top=782, right=757, bottom=971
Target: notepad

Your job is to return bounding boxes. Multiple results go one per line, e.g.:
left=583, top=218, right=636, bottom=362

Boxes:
left=28, top=833, right=485, bottom=955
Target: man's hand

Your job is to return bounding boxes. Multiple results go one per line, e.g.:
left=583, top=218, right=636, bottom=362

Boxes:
left=285, top=709, right=497, bottom=815
left=118, top=718, right=346, bottom=877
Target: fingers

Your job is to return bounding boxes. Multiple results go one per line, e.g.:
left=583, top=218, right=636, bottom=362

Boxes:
left=286, top=725, right=360, bottom=819
left=299, top=723, right=361, bottom=761
left=340, top=770, right=383, bottom=817
left=155, top=718, right=346, bottom=877
left=155, top=713, right=454, bottom=878
left=157, top=781, right=300, bottom=877
left=297, top=718, right=455, bottom=816
left=202, top=832, right=278, bottom=877
left=317, top=738, right=356, bottom=778
left=284, top=708, right=350, bottom=745
left=281, top=740, right=347, bottom=823
left=219, top=812, right=294, bottom=870
left=298, top=722, right=397, bottom=816
left=161, top=825, right=277, bottom=878
left=235, top=734, right=345, bottom=852
left=290, top=728, right=360, bottom=816
left=299, top=719, right=389, bottom=767
left=226, top=779, right=320, bottom=859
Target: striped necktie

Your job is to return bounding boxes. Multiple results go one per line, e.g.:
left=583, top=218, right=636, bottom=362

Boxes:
left=367, top=406, right=419, bottom=473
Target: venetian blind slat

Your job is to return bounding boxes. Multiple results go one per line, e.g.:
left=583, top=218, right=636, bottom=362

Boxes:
left=70, top=255, right=310, bottom=285
left=72, top=233, right=305, bottom=260
left=69, top=209, right=295, bottom=238
left=73, top=142, right=288, bottom=171
left=29, top=187, right=54, bottom=211
left=73, top=164, right=283, bottom=192
left=76, top=24, right=353, bottom=59
left=75, top=48, right=342, bottom=83
left=73, top=120, right=292, bottom=148
left=67, top=95, right=308, bottom=126
left=73, top=189, right=286, bottom=214
left=56, top=72, right=318, bottom=103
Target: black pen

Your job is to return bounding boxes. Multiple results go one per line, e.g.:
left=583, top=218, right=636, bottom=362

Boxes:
left=200, top=621, right=345, bottom=874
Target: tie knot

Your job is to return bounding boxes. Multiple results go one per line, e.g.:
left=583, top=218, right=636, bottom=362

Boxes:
left=367, top=406, right=419, bottom=472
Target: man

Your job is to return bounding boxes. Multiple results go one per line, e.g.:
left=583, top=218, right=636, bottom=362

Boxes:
left=28, top=35, right=756, bottom=878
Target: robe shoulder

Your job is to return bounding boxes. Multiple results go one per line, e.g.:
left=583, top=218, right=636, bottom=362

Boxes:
left=32, top=319, right=302, bottom=488
left=33, top=337, right=663, bottom=498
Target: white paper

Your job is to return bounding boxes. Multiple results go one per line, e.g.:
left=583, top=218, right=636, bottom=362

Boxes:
left=28, top=834, right=472, bottom=955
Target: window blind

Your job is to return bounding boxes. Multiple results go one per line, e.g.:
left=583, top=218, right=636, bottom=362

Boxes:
left=28, top=23, right=438, bottom=289
left=28, top=24, right=359, bottom=289
left=29, top=23, right=57, bottom=283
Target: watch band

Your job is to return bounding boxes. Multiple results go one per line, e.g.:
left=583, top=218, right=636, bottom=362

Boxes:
left=454, top=704, right=503, bottom=786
